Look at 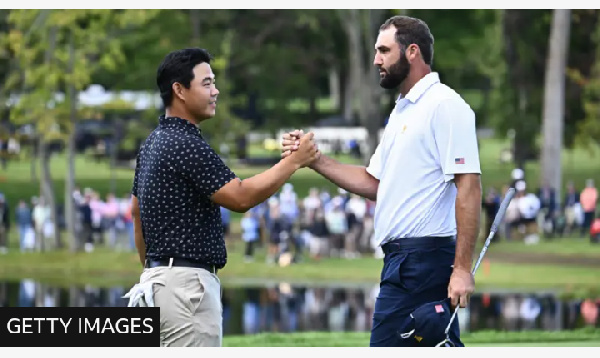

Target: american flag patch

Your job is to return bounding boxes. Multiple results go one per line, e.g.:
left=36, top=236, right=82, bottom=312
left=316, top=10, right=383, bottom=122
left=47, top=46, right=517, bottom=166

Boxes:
left=435, top=304, right=444, bottom=313
left=455, top=157, right=465, bottom=164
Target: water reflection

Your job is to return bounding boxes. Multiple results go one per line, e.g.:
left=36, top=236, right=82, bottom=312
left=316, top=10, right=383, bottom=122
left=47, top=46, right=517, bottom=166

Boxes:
left=1, top=280, right=599, bottom=335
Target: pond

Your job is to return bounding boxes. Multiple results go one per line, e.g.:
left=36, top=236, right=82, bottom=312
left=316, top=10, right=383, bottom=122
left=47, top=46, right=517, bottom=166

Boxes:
left=1, top=279, right=598, bottom=335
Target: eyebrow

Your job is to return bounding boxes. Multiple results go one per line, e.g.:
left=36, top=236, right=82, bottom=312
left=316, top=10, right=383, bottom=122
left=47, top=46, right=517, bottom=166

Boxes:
left=202, top=76, right=215, bottom=83
left=375, top=45, right=390, bottom=52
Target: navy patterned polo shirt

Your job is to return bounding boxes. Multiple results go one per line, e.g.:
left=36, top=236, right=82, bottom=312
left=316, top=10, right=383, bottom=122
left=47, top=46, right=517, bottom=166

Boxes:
left=131, top=115, right=237, bottom=268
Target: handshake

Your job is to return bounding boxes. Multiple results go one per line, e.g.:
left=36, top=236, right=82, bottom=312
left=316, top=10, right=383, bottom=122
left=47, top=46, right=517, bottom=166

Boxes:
left=280, top=129, right=321, bottom=169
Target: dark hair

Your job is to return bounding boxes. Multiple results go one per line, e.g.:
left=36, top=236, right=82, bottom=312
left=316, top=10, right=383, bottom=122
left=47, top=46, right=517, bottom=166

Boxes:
left=156, top=48, right=213, bottom=108
left=380, top=16, right=434, bottom=66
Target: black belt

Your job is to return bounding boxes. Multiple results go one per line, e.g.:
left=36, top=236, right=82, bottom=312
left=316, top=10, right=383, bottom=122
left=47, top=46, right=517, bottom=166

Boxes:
left=144, top=257, right=218, bottom=274
left=381, top=236, right=455, bottom=255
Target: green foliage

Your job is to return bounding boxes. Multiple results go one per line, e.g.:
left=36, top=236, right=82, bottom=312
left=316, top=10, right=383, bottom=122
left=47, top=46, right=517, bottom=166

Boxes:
left=577, top=19, right=600, bottom=150
left=1, top=9, right=596, bottom=166
left=1, top=10, right=160, bottom=140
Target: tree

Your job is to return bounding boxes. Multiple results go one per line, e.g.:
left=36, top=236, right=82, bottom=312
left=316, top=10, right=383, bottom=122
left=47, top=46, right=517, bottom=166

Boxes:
left=1, top=9, right=158, bottom=251
left=573, top=11, right=600, bottom=150
left=337, top=9, right=386, bottom=164
left=541, top=9, right=571, bottom=204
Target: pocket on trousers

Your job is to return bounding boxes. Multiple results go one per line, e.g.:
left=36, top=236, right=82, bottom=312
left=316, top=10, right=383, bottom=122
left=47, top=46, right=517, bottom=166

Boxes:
left=381, top=252, right=408, bottom=287
left=398, top=251, right=444, bottom=294
left=184, top=272, right=206, bottom=315
left=399, top=248, right=454, bottom=294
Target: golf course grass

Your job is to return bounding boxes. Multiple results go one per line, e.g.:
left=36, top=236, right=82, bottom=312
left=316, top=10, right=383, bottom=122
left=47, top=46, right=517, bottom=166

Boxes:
left=1, top=138, right=599, bottom=213
left=222, top=329, right=600, bottom=347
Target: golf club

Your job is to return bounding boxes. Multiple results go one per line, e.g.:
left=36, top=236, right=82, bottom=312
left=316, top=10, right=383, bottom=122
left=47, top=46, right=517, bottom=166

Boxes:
left=436, top=187, right=517, bottom=347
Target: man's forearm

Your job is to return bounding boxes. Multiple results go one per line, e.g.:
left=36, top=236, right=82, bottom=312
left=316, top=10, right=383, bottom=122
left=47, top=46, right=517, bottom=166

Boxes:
left=237, top=158, right=299, bottom=211
left=453, top=177, right=482, bottom=272
left=311, top=155, right=379, bottom=201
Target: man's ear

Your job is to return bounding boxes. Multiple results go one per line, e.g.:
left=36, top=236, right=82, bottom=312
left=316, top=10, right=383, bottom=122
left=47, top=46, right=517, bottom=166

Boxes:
left=172, top=82, right=185, bottom=102
left=407, top=44, right=420, bottom=63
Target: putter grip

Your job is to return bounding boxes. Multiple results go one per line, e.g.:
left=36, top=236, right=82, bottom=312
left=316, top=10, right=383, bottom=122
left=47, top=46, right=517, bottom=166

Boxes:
left=489, top=188, right=516, bottom=235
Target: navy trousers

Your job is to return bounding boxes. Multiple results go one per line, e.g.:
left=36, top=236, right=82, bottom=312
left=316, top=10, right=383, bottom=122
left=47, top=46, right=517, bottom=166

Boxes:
left=369, top=236, right=464, bottom=347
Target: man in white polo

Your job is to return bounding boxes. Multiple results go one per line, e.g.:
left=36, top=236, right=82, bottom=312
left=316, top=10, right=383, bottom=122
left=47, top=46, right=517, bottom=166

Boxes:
left=281, top=15, right=482, bottom=347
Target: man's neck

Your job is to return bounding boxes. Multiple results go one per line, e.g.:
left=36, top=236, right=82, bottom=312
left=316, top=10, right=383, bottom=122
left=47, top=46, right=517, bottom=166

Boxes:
left=399, top=66, right=432, bottom=98
left=165, top=108, right=198, bottom=125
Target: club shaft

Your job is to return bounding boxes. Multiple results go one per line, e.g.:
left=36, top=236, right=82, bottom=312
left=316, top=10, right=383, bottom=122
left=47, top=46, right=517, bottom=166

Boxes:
left=443, top=188, right=516, bottom=335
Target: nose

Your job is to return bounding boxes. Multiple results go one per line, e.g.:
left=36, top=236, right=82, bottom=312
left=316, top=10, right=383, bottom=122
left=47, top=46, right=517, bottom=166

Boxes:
left=373, top=53, right=383, bottom=67
left=211, top=85, right=220, bottom=97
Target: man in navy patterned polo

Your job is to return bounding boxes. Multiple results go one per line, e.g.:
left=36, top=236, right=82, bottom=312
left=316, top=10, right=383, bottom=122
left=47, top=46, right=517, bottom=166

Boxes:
left=129, top=48, right=319, bottom=347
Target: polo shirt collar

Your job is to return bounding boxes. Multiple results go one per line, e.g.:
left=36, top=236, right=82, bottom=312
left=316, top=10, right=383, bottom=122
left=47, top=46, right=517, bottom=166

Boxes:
left=397, top=72, right=440, bottom=104
left=159, top=115, right=202, bottom=136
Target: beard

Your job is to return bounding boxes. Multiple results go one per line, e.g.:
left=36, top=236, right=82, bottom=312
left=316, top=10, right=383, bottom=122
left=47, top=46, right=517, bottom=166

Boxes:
left=378, top=53, right=410, bottom=90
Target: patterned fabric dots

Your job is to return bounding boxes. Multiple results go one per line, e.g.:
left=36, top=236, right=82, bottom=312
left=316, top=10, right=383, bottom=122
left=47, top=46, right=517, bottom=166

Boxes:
left=132, top=115, right=237, bottom=269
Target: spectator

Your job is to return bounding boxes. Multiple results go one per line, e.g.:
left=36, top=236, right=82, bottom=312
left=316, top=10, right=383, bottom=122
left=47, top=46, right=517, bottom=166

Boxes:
left=537, top=181, right=556, bottom=236
left=220, top=206, right=231, bottom=247
left=325, top=197, right=347, bottom=257
left=0, top=194, right=9, bottom=253
left=516, top=182, right=541, bottom=244
left=303, top=187, right=321, bottom=214
left=345, top=194, right=365, bottom=258
left=32, top=197, right=50, bottom=251
left=80, top=194, right=94, bottom=252
left=89, top=191, right=105, bottom=245
left=241, top=211, right=260, bottom=262
left=103, top=193, right=120, bottom=249
left=504, top=184, right=521, bottom=241
left=267, top=202, right=285, bottom=264
left=563, top=181, right=580, bottom=236
left=482, top=188, right=500, bottom=242
left=15, top=200, right=33, bottom=252
left=122, top=194, right=135, bottom=251
left=307, top=208, right=329, bottom=260
left=580, top=179, right=598, bottom=238
left=279, top=183, right=299, bottom=227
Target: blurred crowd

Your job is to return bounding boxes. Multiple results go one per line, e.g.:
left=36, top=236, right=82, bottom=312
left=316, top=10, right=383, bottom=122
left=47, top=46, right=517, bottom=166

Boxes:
left=224, top=183, right=377, bottom=265
left=229, top=171, right=599, bottom=266
left=0, top=168, right=598, bottom=257
left=0, top=188, right=135, bottom=254
left=482, top=168, right=599, bottom=246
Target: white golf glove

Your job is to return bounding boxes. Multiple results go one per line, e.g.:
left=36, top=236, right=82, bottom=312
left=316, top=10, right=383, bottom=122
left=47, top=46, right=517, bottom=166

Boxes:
left=123, top=282, right=156, bottom=307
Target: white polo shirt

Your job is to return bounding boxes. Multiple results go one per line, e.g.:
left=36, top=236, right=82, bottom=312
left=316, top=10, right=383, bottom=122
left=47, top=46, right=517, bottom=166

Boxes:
left=366, top=72, right=481, bottom=246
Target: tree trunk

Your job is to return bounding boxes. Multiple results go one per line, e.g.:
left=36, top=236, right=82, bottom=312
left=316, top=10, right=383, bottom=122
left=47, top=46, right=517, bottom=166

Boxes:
left=30, top=141, right=37, bottom=183
left=36, top=136, right=45, bottom=252
left=541, top=9, right=571, bottom=206
left=41, top=25, right=61, bottom=250
left=110, top=117, right=123, bottom=195
left=190, top=9, right=201, bottom=44
left=42, top=145, right=61, bottom=249
left=360, top=9, right=384, bottom=165
left=340, top=9, right=384, bottom=164
left=342, top=75, right=354, bottom=123
left=328, top=67, right=340, bottom=110
left=341, top=9, right=362, bottom=126
left=502, top=10, right=541, bottom=168
left=66, top=31, right=79, bottom=252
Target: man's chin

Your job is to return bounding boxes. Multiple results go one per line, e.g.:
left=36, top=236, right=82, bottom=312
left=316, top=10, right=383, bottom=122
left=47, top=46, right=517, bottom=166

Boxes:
left=379, top=79, right=399, bottom=90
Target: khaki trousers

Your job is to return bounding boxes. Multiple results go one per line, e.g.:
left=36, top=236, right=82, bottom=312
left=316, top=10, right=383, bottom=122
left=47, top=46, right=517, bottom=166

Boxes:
left=140, top=265, right=222, bottom=347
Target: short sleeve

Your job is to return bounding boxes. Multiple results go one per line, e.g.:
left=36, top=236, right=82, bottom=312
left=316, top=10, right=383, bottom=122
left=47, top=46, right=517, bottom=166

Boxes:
left=432, top=98, right=481, bottom=182
left=366, top=132, right=385, bottom=180
left=174, top=137, right=237, bottom=198
left=131, top=147, right=142, bottom=197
